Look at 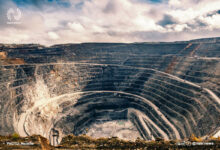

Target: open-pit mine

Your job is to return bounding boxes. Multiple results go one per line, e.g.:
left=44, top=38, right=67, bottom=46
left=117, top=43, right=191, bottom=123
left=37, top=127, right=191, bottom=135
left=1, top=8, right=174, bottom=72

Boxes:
left=0, top=37, right=220, bottom=147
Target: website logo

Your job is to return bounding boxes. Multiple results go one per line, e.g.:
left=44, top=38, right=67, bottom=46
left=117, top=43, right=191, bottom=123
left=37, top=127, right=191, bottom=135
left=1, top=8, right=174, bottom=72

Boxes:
left=7, top=8, right=22, bottom=24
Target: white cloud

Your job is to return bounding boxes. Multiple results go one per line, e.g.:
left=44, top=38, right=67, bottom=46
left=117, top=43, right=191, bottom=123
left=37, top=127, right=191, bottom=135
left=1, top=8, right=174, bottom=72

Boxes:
left=174, top=24, right=188, bottom=32
left=67, top=22, right=85, bottom=32
left=0, top=0, right=219, bottom=45
left=169, top=0, right=181, bottom=7
left=167, top=0, right=220, bottom=23
left=48, top=31, right=59, bottom=40
left=201, top=14, right=220, bottom=30
left=165, top=24, right=188, bottom=32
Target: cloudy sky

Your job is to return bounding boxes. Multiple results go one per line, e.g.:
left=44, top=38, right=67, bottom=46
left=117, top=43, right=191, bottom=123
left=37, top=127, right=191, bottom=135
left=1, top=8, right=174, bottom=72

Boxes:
left=0, top=0, right=219, bottom=45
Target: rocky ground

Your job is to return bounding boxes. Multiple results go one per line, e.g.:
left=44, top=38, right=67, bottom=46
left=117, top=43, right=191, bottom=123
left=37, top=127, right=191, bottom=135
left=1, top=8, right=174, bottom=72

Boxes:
left=0, top=134, right=220, bottom=149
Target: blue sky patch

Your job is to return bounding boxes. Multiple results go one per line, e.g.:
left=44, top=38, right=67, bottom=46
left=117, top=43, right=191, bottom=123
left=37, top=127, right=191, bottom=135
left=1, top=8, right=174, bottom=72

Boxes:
left=139, top=0, right=163, bottom=3
left=12, top=0, right=71, bottom=8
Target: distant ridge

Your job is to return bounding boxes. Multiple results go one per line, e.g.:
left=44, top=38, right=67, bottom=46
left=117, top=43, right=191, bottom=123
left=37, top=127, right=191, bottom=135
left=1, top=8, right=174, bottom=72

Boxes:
left=0, top=37, right=220, bottom=47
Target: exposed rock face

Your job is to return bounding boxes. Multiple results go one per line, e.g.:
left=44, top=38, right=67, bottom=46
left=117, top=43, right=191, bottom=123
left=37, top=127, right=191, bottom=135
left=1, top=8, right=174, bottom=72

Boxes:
left=0, top=37, right=220, bottom=145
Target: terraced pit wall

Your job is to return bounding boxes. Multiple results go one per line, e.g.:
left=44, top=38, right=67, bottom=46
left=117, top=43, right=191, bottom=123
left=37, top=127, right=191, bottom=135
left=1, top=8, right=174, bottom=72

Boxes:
left=0, top=37, right=220, bottom=145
